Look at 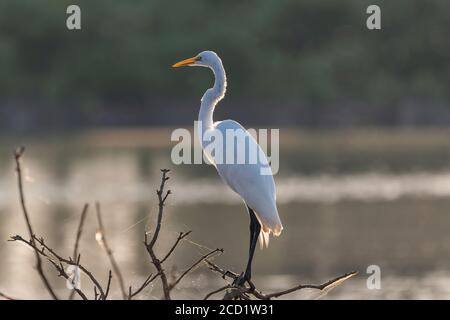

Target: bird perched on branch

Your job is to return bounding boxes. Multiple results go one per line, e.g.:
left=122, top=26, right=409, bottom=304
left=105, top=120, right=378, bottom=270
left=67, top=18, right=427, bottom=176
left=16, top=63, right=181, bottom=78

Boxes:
left=172, top=51, right=283, bottom=285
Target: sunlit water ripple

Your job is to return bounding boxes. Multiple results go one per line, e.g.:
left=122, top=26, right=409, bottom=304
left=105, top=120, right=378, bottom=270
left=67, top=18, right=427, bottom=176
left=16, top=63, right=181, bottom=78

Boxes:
left=2, top=171, right=450, bottom=206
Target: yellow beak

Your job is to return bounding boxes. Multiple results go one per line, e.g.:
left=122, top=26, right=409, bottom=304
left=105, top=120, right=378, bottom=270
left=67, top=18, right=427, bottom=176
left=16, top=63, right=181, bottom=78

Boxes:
left=172, top=56, right=198, bottom=68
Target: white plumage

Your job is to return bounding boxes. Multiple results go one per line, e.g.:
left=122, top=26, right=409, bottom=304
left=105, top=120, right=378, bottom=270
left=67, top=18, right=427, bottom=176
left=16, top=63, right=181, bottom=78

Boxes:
left=212, top=120, right=282, bottom=247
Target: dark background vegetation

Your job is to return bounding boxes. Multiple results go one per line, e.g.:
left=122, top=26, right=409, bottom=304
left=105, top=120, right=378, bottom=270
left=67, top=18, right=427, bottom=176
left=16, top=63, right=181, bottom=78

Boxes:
left=0, top=0, right=449, bottom=133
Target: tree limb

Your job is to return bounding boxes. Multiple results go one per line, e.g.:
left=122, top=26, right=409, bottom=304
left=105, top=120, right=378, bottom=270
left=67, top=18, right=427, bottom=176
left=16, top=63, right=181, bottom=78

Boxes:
left=13, top=147, right=58, bottom=300
left=69, top=203, right=89, bottom=300
left=128, top=272, right=161, bottom=299
left=104, top=270, right=113, bottom=300
left=169, top=248, right=223, bottom=291
left=160, top=231, right=192, bottom=265
left=144, top=169, right=172, bottom=300
left=9, top=235, right=89, bottom=300
left=205, top=259, right=357, bottom=300
left=0, top=291, right=17, bottom=300
left=10, top=235, right=107, bottom=299
left=95, top=202, right=127, bottom=300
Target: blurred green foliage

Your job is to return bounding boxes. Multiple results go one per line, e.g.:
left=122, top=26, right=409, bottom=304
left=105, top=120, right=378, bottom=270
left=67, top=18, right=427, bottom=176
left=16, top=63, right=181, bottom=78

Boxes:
left=0, top=0, right=449, bottom=125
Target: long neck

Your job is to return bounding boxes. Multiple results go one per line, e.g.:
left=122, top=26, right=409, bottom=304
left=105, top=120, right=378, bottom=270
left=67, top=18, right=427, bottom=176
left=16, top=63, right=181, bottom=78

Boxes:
left=198, top=61, right=227, bottom=131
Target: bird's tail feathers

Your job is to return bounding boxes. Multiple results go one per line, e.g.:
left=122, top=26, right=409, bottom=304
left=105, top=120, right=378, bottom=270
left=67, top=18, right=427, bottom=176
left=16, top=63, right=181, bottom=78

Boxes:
left=258, top=230, right=270, bottom=249
left=256, top=214, right=283, bottom=250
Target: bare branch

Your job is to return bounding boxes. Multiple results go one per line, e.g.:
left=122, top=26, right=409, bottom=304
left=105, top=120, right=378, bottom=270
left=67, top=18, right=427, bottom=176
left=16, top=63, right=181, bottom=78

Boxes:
left=10, top=235, right=106, bottom=299
left=160, top=231, right=192, bottom=264
left=0, top=291, right=17, bottom=300
left=49, top=262, right=88, bottom=300
left=95, top=202, right=127, bottom=300
left=69, top=203, right=89, bottom=300
left=205, top=259, right=357, bottom=300
left=203, top=285, right=232, bottom=300
left=13, top=147, right=58, bottom=300
left=129, top=272, right=161, bottom=299
left=148, top=169, right=171, bottom=250
left=73, top=204, right=89, bottom=261
left=205, top=259, right=239, bottom=280
left=144, top=169, right=172, bottom=300
left=169, top=248, right=223, bottom=291
left=9, top=235, right=89, bottom=300
left=263, top=271, right=358, bottom=299
left=144, top=235, right=171, bottom=299
left=32, top=235, right=106, bottom=298
left=104, top=270, right=113, bottom=300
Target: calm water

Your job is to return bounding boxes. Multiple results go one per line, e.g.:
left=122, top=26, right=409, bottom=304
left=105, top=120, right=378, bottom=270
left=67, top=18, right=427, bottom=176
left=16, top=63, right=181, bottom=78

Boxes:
left=2, top=128, right=450, bottom=299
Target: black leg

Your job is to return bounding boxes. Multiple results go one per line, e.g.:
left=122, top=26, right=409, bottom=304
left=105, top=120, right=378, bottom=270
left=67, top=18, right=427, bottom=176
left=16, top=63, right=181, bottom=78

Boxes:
left=243, top=206, right=261, bottom=282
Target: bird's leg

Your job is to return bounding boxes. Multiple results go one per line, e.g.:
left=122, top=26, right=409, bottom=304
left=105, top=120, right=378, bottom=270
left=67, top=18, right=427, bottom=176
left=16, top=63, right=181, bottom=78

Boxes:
left=244, top=210, right=260, bottom=282
left=234, top=207, right=260, bottom=287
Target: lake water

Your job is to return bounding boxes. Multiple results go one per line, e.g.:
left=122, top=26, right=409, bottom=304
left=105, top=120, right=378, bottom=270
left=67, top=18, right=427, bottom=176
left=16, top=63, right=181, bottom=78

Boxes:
left=2, top=128, right=450, bottom=299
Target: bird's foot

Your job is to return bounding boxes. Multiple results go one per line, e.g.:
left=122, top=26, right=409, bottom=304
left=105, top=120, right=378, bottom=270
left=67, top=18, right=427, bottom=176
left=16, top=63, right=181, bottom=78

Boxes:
left=232, top=272, right=250, bottom=287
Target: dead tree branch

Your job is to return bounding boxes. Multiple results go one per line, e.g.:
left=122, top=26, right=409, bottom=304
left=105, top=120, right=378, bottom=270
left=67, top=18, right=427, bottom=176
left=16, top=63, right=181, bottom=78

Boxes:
left=142, top=169, right=223, bottom=299
left=204, top=259, right=357, bottom=300
left=13, top=147, right=58, bottom=300
left=9, top=234, right=108, bottom=300
left=104, top=270, right=113, bottom=300
left=72, top=204, right=89, bottom=261
left=0, top=291, right=17, bottom=300
left=33, top=235, right=107, bottom=299
left=9, top=235, right=89, bottom=300
left=203, top=285, right=232, bottom=300
left=95, top=202, right=127, bottom=300
left=160, top=231, right=192, bottom=264
left=4, top=150, right=356, bottom=300
left=6, top=159, right=225, bottom=300
left=68, top=203, right=89, bottom=300
left=144, top=169, right=172, bottom=299
left=170, top=248, right=223, bottom=291
left=128, top=272, right=161, bottom=299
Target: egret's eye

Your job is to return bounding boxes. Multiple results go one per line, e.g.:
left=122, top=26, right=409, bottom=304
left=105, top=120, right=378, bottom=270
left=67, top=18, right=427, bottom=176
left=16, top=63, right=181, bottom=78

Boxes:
left=196, top=56, right=202, bottom=61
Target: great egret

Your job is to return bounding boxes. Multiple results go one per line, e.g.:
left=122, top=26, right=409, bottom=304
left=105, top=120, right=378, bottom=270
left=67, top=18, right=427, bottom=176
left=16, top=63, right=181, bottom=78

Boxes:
left=172, top=51, right=283, bottom=284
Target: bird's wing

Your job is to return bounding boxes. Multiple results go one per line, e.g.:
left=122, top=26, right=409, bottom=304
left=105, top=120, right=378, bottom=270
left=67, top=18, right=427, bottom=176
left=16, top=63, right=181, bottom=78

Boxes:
left=204, top=120, right=283, bottom=239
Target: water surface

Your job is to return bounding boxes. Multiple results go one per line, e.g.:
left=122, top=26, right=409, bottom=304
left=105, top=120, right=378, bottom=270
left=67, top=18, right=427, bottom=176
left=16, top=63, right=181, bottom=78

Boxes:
left=1, top=128, right=450, bottom=299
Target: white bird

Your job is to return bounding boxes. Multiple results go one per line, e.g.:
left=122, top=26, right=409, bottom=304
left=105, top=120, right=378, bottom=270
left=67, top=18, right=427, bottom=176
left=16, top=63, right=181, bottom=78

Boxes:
left=172, top=51, right=283, bottom=284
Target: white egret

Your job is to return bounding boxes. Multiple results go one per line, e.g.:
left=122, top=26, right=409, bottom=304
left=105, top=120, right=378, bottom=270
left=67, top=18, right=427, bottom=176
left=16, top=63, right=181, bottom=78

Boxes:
left=172, top=51, right=283, bottom=284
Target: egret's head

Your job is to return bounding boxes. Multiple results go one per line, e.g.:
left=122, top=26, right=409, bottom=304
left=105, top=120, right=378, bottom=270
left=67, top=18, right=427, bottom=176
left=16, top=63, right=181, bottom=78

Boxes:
left=172, top=51, right=220, bottom=68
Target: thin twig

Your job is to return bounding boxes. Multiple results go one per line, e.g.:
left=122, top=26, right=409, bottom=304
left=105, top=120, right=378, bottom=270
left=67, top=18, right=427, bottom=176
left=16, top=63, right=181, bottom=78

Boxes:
left=95, top=202, right=127, bottom=300
left=10, top=235, right=106, bottom=299
left=263, top=271, right=358, bottom=299
left=32, top=235, right=106, bottom=298
left=144, top=169, right=172, bottom=300
left=148, top=169, right=171, bottom=250
left=160, top=231, right=192, bottom=264
left=69, top=203, right=89, bottom=300
left=205, top=259, right=239, bottom=279
left=73, top=204, right=89, bottom=261
left=0, top=291, right=17, bottom=300
left=144, top=234, right=171, bottom=300
left=13, top=147, right=58, bottom=300
left=128, top=272, right=161, bottom=299
left=169, top=248, right=223, bottom=291
left=203, top=285, right=232, bottom=300
left=10, top=235, right=89, bottom=300
left=104, top=270, right=113, bottom=300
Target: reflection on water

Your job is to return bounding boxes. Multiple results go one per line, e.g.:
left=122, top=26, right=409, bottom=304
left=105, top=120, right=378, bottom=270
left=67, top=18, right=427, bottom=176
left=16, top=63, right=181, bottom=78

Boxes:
left=1, top=129, right=450, bottom=299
